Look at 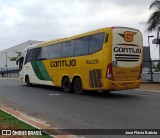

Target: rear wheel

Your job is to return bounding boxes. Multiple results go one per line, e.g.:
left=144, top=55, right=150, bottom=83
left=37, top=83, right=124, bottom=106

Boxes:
left=102, top=90, right=110, bottom=95
left=62, top=77, right=71, bottom=93
left=73, top=77, right=83, bottom=95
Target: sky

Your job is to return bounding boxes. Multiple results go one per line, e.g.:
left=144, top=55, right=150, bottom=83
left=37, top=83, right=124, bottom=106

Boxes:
left=0, top=0, right=159, bottom=59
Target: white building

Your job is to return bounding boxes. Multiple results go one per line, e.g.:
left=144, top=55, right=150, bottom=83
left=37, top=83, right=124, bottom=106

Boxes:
left=0, top=40, right=43, bottom=69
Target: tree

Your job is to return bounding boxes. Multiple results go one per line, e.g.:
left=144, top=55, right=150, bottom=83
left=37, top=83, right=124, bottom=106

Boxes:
left=9, top=50, right=21, bottom=61
left=155, top=62, right=160, bottom=71
left=146, top=0, right=160, bottom=33
left=146, top=0, right=160, bottom=59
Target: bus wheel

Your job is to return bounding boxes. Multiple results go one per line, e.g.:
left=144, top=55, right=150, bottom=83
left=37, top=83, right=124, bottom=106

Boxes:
left=73, top=77, right=83, bottom=95
left=25, top=75, right=32, bottom=86
left=102, top=90, right=110, bottom=95
left=62, top=77, right=71, bottom=93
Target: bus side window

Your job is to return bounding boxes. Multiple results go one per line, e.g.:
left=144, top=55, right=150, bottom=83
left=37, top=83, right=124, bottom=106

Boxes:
left=34, top=48, right=41, bottom=60
left=25, top=49, right=32, bottom=64
left=89, top=33, right=105, bottom=54
left=38, top=47, right=49, bottom=60
left=75, top=36, right=89, bottom=56
left=61, top=40, right=75, bottom=57
left=49, top=43, right=61, bottom=59
left=24, top=48, right=40, bottom=63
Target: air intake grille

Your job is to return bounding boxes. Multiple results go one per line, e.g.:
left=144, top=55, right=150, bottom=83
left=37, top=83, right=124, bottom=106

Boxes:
left=89, top=69, right=102, bottom=88
left=115, top=54, right=139, bottom=62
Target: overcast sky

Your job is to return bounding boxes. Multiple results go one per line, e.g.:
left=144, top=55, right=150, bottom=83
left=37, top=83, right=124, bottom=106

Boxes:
left=0, top=0, right=159, bottom=59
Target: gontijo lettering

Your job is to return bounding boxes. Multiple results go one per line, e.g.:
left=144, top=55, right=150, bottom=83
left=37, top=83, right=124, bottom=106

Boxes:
left=50, top=59, right=76, bottom=67
left=114, top=47, right=141, bottom=53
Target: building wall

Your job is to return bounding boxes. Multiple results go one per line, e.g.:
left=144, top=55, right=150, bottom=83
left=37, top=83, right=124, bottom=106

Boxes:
left=0, top=40, right=43, bottom=69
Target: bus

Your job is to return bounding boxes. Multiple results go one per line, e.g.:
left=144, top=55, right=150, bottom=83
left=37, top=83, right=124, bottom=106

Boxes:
left=17, top=27, right=143, bottom=94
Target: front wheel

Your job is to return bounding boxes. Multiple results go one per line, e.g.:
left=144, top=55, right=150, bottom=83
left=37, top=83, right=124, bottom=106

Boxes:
left=73, top=78, right=83, bottom=95
left=25, top=76, right=32, bottom=86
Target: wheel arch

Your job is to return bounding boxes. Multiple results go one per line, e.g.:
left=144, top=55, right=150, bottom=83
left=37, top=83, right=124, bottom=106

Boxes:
left=25, top=74, right=30, bottom=82
left=71, top=75, right=82, bottom=85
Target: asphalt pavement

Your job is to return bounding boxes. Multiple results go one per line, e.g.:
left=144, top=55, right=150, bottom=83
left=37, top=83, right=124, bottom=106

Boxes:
left=0, top=79, right=160, bottom=137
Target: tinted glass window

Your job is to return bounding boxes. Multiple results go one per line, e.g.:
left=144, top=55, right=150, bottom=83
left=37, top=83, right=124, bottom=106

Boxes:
left=61, top=40, right=75, bottom=57
left=89, top=33, right=104, bottom=54
left=39, top=46, right=50, bottom=60
left=25, top=49, right=32, bottom=64
left=25, top=48, right=41, bottom=64
left=34, top=48, right=41, bottom=60
left=75, top=36, right=89, bottom=56
left=49, top=43, right=62, bottom=59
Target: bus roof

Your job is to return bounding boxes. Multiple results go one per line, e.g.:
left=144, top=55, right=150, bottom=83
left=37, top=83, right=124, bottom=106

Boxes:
left=37, top=27, right=111, bottom=47
left=25, top=26, right=140, bottom=50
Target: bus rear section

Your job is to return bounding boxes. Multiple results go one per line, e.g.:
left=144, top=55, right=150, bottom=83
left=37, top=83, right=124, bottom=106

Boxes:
left=106, top=27, right=143, bottom=90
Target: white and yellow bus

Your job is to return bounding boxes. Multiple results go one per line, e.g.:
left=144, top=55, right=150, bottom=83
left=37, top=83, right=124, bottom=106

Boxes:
left=17, top=27, right=143, bottom=94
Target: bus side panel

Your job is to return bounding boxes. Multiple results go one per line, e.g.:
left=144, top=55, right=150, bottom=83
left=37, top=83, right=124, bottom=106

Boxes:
left=69, top=55, right=104, bottom=90
left=21, top=61, right=54, bottom=86
left=43, top=53, right=104, bottom=90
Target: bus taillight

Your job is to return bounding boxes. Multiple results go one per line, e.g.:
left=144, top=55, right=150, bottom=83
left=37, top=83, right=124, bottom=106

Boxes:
left=137, top=64, right=142, bottom=80
left=106, top=63, right=115, bottom=80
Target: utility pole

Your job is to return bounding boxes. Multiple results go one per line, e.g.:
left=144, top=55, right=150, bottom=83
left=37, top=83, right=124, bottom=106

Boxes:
left=4, top=51, right=8, bottom=77
left=148, top=35, right=154, bottom=83
left=4, top=52, right=7, bottom=67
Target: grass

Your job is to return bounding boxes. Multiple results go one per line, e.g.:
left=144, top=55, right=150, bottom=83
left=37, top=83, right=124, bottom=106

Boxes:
left=0, top=109, right=52, bottom=138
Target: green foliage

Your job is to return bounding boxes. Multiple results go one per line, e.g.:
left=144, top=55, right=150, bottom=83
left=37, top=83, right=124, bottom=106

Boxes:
left=0, top=110, right=52, bottom=138
left=155, top=62, right=160, bottom=71
left=146, top=0, right=160, bottom=33
left=10, top=57, right=18, bottom=61
left=0, top=109, right=35, bottom=129
left=9, top=50, right=21, bottom=61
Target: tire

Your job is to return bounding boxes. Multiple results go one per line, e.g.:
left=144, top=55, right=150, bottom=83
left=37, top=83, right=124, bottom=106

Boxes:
left=102, top=90, right=110, bottom=95
left=25, top=76, right=32, bottom=86
left=62, top=77, right=71, bottom=93
left=73, top=78, right=83, bottom=95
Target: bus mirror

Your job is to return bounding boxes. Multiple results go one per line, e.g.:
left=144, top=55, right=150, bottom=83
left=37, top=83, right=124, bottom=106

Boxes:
left=104, top=34, right=109, bottom=43
left=16, top=58, right=19, bottom=65
left=19, top=57, right=24, bottom=69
